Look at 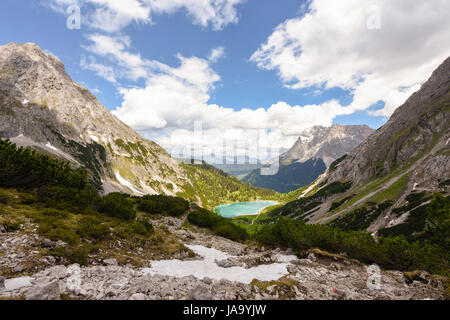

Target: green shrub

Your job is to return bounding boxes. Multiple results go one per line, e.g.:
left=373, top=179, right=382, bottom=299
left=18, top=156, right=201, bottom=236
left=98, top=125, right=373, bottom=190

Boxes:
left=19, top=193, right=37, bottom=205
left=76, top=216, right=110, bottom=240
left=213, top=223, right=248, bottom=242
left=100, top=193, right=136, bottom=220
left=255, top=217, right=449, bottom=276
left=188, top=207, right=248, bottom=242
left=37, top=217, right=79, bottom=245
left=41, top=209, right=70, bottom=219
left=50, top=245, right=97, bottom=266
left=138, top=195, right=189, bottom=217
left=1, top=218, right=23, bottom=232
left=0, top=138, right=99, bottom=212
left=0, top=190, right=10, bottom=204
left=131, top=219, right=154, bottom=236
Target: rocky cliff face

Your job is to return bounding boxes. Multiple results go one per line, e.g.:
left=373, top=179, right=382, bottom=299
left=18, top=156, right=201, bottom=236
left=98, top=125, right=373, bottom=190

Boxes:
left=281, top=125, right=374, bottom=167
left=326, top=57, right=450, bottom=189
left=301, top=57, right=449, bottom=233
left=0, top=42, right=187, bottom=195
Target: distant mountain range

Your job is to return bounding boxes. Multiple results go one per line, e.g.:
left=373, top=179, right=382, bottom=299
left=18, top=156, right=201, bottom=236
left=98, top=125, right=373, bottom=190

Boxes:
left=241, top=125, right=374, bottom=193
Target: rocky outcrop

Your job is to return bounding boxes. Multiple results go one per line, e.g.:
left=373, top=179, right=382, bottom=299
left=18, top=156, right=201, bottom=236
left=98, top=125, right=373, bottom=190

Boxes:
left=0, top=251, right=444, bottom=300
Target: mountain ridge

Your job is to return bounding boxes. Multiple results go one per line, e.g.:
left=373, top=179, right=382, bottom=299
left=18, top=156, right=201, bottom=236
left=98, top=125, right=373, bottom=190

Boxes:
left=241, top=124, right=374, bottom=193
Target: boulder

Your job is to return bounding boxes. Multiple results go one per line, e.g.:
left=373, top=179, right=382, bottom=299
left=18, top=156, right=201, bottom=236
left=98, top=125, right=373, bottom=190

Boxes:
left=13, top=264, right=24, bottom=273
left=25, top=281, right=60, bottom=300
left=41, top=239, right=57, bottom=248
left=129, top=293, right=147, bottom=300
left=4, top=276, right=32, bottom=291
left=103, top=258, right=118, bottom=266
left=48, top=265, right=68, bottom=280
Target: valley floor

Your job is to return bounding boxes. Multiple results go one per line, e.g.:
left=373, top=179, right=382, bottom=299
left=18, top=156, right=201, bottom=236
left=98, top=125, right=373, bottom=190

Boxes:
left=0, top=214, right=446, bottom=300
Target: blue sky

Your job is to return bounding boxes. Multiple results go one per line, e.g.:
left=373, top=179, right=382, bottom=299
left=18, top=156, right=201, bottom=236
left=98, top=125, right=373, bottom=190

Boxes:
left=1, top=0, right=449, bottom=161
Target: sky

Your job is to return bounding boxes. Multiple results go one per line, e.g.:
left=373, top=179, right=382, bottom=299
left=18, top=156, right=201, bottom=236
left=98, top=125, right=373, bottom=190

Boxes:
left=1, top=0, right=450, bottom=163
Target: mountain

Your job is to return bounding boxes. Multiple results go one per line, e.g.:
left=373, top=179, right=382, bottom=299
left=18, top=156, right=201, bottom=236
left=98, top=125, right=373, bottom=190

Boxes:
left=0, top=42, right=188, bottom=196
left=242, top=125, right=374, bottom=193
left=267, top=56, right=450, bottom=239
left=0, top=42, right=276, bottom=207
left=280, top=125, right=375, bottom=166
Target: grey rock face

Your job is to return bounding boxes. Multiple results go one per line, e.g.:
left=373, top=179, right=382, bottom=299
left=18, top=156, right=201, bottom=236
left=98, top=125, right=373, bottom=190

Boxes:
left=281, top=125, right=374, bottom=167
left=305, top=56, right=450, bottom=230
left=326, top=57, right=450, bottom=188
left=25, top=281, right=60, bottom=300
left=47, top=265, right=68, bottom=280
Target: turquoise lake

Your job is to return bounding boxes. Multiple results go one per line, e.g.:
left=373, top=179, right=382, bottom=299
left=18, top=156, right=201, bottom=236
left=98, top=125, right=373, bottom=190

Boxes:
left=215, top=201, right=278, bottom=218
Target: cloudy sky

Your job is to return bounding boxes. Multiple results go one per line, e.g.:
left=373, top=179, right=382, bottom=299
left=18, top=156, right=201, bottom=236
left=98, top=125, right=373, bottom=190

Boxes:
left=1, top=0, right=450, bottom=163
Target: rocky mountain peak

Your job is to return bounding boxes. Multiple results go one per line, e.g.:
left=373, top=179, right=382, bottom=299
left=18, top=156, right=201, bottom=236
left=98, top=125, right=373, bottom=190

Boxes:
left=0, top=42, right=186, bottom=195
left=281, top=124, right=374, bottom=166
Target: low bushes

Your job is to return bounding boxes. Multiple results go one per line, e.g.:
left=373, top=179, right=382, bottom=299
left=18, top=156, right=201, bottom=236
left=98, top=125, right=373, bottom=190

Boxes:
left=50, top=245, right=98, bottom=266
left=138, top=195, right=189, bottom=217
left=188, top=208, right=248, bottom=242
left=131, top=219, right=155, bottom=236
left=0, top=190, right=10, bottom=204
left=100, top=193, right=136, bottom=220
left=76, top=216, right=110, bottom=240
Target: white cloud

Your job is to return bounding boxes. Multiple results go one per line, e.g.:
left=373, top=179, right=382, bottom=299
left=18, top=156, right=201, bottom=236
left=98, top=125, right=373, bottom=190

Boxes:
left=208, top=46, right=225, bottom=63
left=82, top=33, right=163, bottom=81
left=146, top=0, right=245, bottom=31
left=44, top=0, right=246, bottom=32
left=80, top=56, right=117, bottom=83
left=250, top=0, right=450, bottom=116
left=107, top=41, right=350, bottom=161
left=79, top=34, right=350, bottom=162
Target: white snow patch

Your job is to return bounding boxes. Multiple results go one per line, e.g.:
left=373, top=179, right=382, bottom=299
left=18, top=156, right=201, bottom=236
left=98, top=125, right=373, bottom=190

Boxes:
left=45, top=143, right=59, bottom=152
left=89, top=135, right=99, bottom=143
left=115, top=172, right=144, bottom=195
left=142, top=245, right=296, bottom=284
left=4, top=277, right=32, bottom=291
left=22, top=99, right=29, bottom=105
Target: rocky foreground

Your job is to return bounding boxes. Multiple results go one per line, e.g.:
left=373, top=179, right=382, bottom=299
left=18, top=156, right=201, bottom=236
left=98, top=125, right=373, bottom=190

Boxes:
left=0, top=216, right=446, bottom=300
